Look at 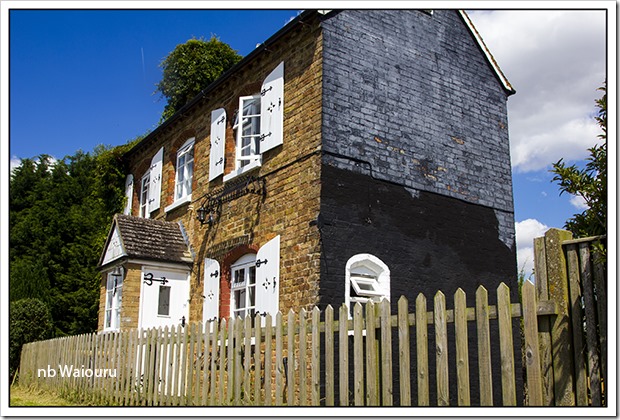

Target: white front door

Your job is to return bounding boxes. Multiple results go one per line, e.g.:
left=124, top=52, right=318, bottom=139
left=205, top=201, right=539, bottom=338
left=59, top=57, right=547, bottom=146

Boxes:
left=139, top=266, right=190, bottom=329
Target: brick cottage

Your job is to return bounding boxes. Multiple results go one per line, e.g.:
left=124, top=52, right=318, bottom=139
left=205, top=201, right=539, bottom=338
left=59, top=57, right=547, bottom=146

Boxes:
left=97, top=10, right=517, bottom=339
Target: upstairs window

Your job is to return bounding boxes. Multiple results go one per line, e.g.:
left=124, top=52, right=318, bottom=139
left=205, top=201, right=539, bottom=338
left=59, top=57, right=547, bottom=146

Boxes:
left=345, top=254, right=390, bottom=318
left=174, top=138, right=195, bottom=202
left=234, top=95, right=262, bottom=170
left=222, top=62, right=284, bottom=182
left=139, top=172, right=150, bottom=218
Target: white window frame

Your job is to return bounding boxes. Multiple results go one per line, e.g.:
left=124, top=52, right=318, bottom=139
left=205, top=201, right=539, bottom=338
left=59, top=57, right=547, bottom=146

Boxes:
left=230, top=253, right=257, bottom=321
left=345, top=254, right=390, bottom=319
left=139, top=172, right=150, bottom=218
left=104, top=267, right=124, bottom=332
left=224, top=96, right=262, bottom=181
left=158, top=285, right=172, bottom=317
left=167, top=138, right=194, bottom=211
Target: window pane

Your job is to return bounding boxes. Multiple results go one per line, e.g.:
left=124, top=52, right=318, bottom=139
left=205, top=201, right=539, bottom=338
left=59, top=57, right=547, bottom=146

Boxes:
left=249, top=267, right=256, bottom=285
left=233, top=269, right=245, bottom=286
left=158, top=286, right=171, bottom=316
left=249, top=285, right=255, bottom=307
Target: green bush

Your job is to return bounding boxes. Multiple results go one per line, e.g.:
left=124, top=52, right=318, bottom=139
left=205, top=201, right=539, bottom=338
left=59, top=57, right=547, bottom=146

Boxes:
left=9, top=298, right=54, bottom=381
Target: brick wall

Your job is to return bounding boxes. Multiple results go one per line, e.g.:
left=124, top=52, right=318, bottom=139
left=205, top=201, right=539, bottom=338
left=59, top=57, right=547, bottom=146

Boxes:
left=121, top=14, right=325, bottom=324
left=97, top=262, right=142, bottom=331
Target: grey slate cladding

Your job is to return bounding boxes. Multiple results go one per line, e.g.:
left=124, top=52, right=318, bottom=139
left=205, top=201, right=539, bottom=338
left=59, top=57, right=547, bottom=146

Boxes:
left=320, top=10, right=515, bottom=214
left=114, top=214, right=192, bottom=264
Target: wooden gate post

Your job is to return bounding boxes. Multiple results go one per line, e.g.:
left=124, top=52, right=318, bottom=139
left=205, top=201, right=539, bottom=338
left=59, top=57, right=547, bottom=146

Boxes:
left=536, top=228, right=575, bottom=406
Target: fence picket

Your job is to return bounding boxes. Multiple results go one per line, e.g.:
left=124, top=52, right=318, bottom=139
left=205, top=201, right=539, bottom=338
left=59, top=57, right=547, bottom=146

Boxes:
left=276, top=312, right=285, bottom=406
left=592, top=253, right=607, bottom=391
left=299, top=309, right=307, bottom=406
left=311, top=307, right=321, bottom=406
left=353, top=303, right=364, bottom=406
left=190, top=324, right=200, bottom=406
left=366, top=301, right=378, bottom=406
left=454, top=288, right=470, bottom=406
left=165, top=325, right=176, bottom=406
left=339, top=304, right=349, bottom=407
left=579, top=243, right=602, bottom=406
left=534, top=236, right=555, bottom=406
left=325, top=305, right=335, bottom=407
left=254, top=315, right=263, bottom=406
left=205, top=321, right=216, bottom=406
left=233, top=317, right=243, bottom=405
left=264, top=314, right=273, bottom=406
left=434, top=291, right=449, bottom=406
left=397, top=296, right=411, bottom=406
left=416, top=293, right=429, bottom=406
left=127, top=329, right=138, bottom=405
left=159, top=325, right=170, bottom=406
left=244, top=316, right=253, bottom=405
left=287, top=310, right=296, bottom=406
left=497, top=283, right=516, bottom=406
left=217, top=319, right=226, bottom=405
left=380, top=299, right=393, bottom=406
left=475, top=286, right=493, bottom=406
left=566, top=244, right=588, bottom=406
left=522, top=281, right=543, bottom=406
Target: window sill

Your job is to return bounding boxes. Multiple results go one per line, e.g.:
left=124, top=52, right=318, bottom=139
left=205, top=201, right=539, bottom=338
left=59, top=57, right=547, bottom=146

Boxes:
left=102, top=327, right=120, bottom=333
left=223, top=160, right=261, bottom=183
left=164, top=194, right=192, bottom=213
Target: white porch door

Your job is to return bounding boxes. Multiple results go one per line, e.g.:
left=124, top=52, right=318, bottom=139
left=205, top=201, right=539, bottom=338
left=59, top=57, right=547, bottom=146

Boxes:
left=139, top=266, right=190, bottom=329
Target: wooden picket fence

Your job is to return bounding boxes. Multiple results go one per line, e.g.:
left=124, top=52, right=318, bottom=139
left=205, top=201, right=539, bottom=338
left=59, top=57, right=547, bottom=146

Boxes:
left=19, top=283, right=540, bottom=406
left=18, top=229, right=607, bottom=407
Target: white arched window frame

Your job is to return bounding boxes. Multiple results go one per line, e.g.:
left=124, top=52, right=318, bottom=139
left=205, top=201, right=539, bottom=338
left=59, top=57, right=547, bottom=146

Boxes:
left=230, top=253, right=257, bottom=321
left=345, top=254, right=390, bottom=318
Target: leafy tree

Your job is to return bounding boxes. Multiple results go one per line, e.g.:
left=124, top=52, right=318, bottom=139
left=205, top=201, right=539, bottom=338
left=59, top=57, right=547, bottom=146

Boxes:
left=551, top=82, right=606, bottom=239
left=156, top=36, right=242, bottom=121
left=9, top=298, right=54, bottom=381
left=9, top=140, right=136, bottom=336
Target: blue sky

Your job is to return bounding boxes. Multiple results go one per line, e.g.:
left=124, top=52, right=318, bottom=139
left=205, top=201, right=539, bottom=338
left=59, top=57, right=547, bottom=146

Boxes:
left=5, top=6, right=610, bottom=276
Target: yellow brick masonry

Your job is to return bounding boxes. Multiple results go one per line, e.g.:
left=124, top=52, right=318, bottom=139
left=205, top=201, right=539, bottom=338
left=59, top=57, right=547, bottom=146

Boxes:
left=98, top=15, right=324, bottom=330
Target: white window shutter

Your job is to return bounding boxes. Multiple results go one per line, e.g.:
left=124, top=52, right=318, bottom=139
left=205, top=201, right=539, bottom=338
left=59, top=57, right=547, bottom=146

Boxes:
left=123, top=174, right=134, bottom=215
left=209, top=108, right=226, bottom=181
left=148, top=147, right=164, bottom=212
left=255, top=235, right=280, bottom=326
left=260, top=61, right=284, bottom=154
left=203, top=258, right=220, bottom=323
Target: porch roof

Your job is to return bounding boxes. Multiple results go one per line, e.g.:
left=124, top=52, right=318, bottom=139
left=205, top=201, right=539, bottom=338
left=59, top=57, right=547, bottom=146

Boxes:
left=98, top=214, right=194, bottom=270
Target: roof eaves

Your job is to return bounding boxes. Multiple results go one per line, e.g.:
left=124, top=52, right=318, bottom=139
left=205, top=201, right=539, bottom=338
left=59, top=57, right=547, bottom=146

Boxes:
left=459, top=10, right=516, bottom=96
left=124, top=9, right=318, bottom=160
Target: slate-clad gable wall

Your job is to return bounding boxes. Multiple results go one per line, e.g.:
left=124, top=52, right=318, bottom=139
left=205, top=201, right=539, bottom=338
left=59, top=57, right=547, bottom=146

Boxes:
left=320, top=10, right=514, bottom=214
left=317, top=10, right=521, bottom=404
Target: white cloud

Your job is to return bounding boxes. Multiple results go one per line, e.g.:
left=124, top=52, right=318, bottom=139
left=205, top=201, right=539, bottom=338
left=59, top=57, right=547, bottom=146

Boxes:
left=515, top=218, right=549, bottom=277
left=10, top=156, right=21, bottom=173
left=569, top=194, right=588, bottom=211
left=468, top=10, right=606, bottom=173
left=9, top=155, right=58, bottom=174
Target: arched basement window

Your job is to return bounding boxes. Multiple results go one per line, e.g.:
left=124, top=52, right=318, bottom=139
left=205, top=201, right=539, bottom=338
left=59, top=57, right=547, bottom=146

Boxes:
left=345, top=253, right=390, bottom=318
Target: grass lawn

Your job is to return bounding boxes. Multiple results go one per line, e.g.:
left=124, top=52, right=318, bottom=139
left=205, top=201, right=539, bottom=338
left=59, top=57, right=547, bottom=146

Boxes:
left=9, top=385, right=75, bottom=406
